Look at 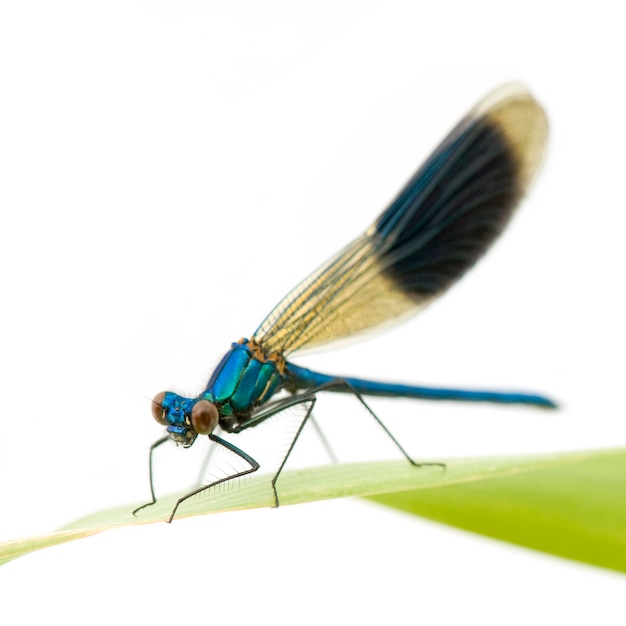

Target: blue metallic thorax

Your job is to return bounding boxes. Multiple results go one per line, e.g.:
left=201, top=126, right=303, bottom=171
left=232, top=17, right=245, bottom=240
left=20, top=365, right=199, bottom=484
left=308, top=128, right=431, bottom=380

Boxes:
left=202, top=339, right=287, bottom=432
left=160, top=339, right=289, bottom=445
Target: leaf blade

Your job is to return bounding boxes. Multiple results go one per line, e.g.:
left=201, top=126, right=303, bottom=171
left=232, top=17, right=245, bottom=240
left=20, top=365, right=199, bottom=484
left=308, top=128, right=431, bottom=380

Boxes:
left=2, top=447, right=625, bottom=571
left=369, top=447, right=626, bottom=572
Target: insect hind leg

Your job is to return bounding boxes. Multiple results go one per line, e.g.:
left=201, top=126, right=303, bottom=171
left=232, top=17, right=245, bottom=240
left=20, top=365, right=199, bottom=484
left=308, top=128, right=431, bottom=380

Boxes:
left=310, top=378, right=445, bottom=471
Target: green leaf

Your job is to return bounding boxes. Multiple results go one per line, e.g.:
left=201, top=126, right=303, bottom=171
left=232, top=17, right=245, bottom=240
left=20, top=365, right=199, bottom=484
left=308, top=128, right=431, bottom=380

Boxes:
left=369, top=447, right=626, bottom=573
left=1, top=447, right=625, bottom=571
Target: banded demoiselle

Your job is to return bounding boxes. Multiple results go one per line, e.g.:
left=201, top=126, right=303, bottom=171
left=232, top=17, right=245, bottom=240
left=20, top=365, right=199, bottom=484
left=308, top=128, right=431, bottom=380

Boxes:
left=135, top=83, right=555, bottom=522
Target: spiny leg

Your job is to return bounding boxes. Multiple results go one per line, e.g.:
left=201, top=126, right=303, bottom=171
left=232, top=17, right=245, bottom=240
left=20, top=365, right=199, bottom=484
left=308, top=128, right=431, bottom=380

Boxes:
left=166, top=433, right=260, bottom=523
left=269, top=381, right=444, bottom=507
left=270, top=395, right=317, bottom=508
left=195, top=434, right=220, bottom=486
left=133, top=435, right=169, bottom=517
left=231, top=392, right=329, bottom=508
left=312, top=378, right=445, bottom=471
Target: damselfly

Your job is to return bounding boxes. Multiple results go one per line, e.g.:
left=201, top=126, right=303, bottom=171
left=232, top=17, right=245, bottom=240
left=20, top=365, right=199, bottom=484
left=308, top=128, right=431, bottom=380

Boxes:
left=135, top=83, right=555, bottom=522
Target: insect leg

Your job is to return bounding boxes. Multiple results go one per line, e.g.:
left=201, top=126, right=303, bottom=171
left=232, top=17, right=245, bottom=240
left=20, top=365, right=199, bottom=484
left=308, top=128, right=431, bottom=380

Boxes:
left=132, top=435, right=170, bottom=517
left=269, top=394, right=318, bottom=508
left=311, top=378, right=445, bottom=471
left=166, top=433, right=260, bottom=523
left=308, top=413, right=339, bottom=465
left=195, top=433, right=220, bottom=486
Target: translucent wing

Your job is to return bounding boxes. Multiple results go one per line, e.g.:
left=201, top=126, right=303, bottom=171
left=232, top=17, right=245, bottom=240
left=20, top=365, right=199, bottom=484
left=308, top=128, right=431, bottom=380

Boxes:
left=254, top=84, right=548, bottom=356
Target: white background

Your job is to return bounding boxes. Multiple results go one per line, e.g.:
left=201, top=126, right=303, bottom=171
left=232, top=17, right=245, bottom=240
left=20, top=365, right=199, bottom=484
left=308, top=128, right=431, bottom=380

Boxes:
left=1, top=1, right=625, bottom=623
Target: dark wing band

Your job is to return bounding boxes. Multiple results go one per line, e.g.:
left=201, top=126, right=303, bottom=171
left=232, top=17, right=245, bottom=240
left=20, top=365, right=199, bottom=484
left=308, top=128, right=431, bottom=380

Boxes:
left=254, top=84, right=548, bottom=355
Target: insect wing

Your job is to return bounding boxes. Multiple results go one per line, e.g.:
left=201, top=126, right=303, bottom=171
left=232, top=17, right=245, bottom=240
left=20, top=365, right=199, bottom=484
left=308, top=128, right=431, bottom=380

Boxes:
left=254, top=84, right=548, bottom=356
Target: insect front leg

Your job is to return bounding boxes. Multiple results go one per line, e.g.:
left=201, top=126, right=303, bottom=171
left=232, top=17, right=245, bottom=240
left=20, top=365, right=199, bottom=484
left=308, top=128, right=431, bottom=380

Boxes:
left=195, top=434, right=221, bottom=486
left=133, top=435, right=169, bottom=517
left=166, top=433, right=260, bottom=523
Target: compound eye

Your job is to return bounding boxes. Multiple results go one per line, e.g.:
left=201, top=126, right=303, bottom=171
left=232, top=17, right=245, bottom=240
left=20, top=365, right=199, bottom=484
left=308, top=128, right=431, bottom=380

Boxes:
left=151, top=391, right=168, bottom=425
left=191, top=400, right=219, bottom=435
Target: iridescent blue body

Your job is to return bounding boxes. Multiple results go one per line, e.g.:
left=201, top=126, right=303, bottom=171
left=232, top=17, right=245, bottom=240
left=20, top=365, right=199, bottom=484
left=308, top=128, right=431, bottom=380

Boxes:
left=136, top=84, right=555, bottom=522
left=162, top=337, right=554, bottom=447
